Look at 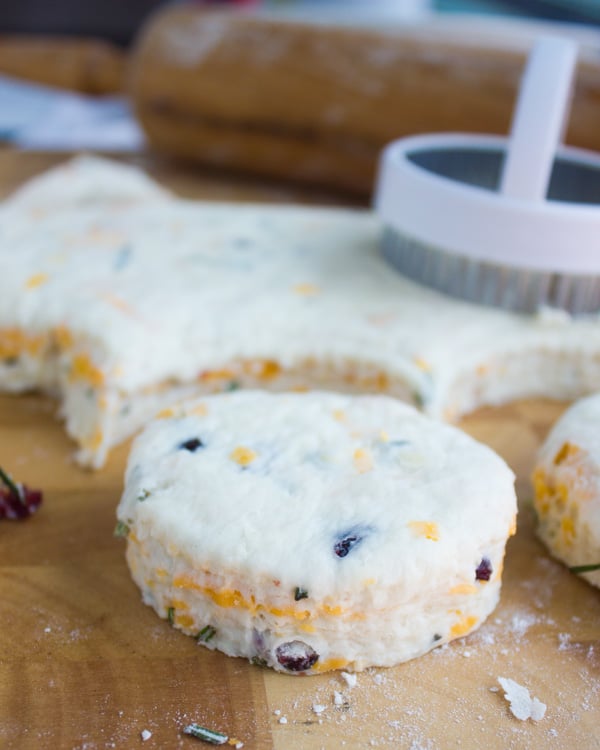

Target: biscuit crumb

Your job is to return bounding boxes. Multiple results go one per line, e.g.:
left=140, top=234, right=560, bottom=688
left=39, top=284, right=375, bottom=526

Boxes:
left=498, top=677, right=546, bottom=721
left=340, top=671, right=357, bottom=689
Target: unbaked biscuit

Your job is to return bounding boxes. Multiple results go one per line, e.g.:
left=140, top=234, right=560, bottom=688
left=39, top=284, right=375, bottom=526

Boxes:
left=116, top=390, right=517, bottom=673
left=2, top=156, right=600, bottom=468
left=533, top=394, right=600, bottom=588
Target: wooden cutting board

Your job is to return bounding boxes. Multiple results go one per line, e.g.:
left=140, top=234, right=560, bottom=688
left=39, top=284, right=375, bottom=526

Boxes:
left=1, top=153, right=599, bottom=750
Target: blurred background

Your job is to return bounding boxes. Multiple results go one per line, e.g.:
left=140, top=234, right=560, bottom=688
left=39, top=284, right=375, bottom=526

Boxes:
left=0, top=0, right=598, bottom=195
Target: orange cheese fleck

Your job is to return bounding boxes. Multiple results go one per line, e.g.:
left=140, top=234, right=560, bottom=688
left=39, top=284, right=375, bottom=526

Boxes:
left=25, top=272, right=48, bottom=289
left=199, top=368, right=236, bottom=382
left=413, top=356, right=432, bottom=372
left=532, top=467, right=549, bottom=500
left=332, top=409, right=346, bottom=422
left=69, top=353, right=105, bottom=387
left=84, top=428, right=104, bottom=451
left=244, top=359, right=281, bottom=380
left=554, top=441, right=580, bottom=466
left=353, top=448, right=373, bottom=474
left=53, top=325, right=74, bottom=351
left=321, top=604, right=345, bottom=616
left=312, top=658, right=349, bottom=673
left=172, top=575, right=348, bottom=621
left=156, top=407, right=175, bottom=419
left=561, top=516, right=576, bottom=545
left=293, top=282, right=320, bottom=296
left=191, top=403, right=208, bottom=417
left=175, top=614, right=195, bottom=629
left=408, top=521, right=440, bottom=541
left=450, top=614, right=478, bottom=637
left=0, top=328, right=45, bottom=359
left=230, top=446, right=257, bottom=466
left=449, top=584, right=478, bottom=596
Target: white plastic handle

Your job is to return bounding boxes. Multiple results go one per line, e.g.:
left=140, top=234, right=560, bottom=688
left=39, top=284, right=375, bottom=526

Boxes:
left=500, top=36, right=578, bottom=201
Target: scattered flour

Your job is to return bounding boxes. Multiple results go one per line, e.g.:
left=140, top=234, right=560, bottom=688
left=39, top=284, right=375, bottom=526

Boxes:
left=140, top=729, right=152, bottom=741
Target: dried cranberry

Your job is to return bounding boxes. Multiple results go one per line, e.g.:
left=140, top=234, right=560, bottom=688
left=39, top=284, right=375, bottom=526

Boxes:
left=333, top=525, right=371, bottom=558
left=475, top=557, right=493, bottom=581
left=0, top=466, right=42, bottom=521
left=179, top=438, right=204, bottom=452
left=275, top=641, right=319, bottom=672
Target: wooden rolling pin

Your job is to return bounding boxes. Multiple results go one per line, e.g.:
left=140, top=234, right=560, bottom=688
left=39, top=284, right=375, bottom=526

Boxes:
left=130, top=5, right=600, bottom=195
left=0, top=35, right=125, bottom=94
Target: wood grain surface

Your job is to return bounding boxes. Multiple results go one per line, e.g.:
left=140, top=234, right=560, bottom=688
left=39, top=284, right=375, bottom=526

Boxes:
left=0, top=153, right=599, bottom=750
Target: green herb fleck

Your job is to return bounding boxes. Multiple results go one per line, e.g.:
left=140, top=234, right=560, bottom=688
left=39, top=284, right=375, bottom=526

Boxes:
left=250, top=656, right=268, bottom=667
left=183, top=723, right=228, bottom=745
left=167, top=606, right=175, bottom=625
left=113, top=520, right=130, bottom=538
left=137, top=488, right=151, bottom=502
left=225, top=380, right=241, bottom=392
left=294, top=587, right=309, bottom=601
left=0, top=466, right=24, bottom=502
left=197, top=625, right=217, bottom=642
left=412, top=390, right=424, bottom=409
left=3, top=357, right=18, bottom=367
left=569, top=562, right=600, bottom=574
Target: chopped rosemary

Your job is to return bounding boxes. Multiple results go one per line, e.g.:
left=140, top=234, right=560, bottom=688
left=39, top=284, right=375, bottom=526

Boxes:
left=569, top=562, right=600, bottom=574
left=412, top=390, right=424, bottom=409
left=137, top=488, right=151, bottom=502
left=294, top=587, right=309, bottom=601
left=250, top=656, right=268, bottom=667
left=0, top=466, right=24, bottom=503
left=197, top=625, right=217, bottom=642
left=183, top=724, right=228, bottom=745
left=225, top=380, right=241, bottom=392
left=113, top=520, right=130, bottom=538
left=167, top=606, right=175, bottom=625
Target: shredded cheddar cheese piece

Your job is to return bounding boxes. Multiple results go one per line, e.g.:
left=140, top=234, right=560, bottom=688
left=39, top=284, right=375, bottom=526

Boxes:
left=554, top=441, right=580, bottom=465
left=230, top=446, right=257, bottom=466
left=450, top=614, right=478, bottom=637
left=353, top=448, right=373, bottom=474
left=25, top=272, right=48, bottom=289
left=0, top=328, right=45, bottom=359
left=408, top=521, right=440, bottom=541
left=293, top=282, right=320, bottom=296
left=450, top=584, right=478, bottom=596
left=413, top=356, right=432, bottom=372
left=69, top=353, right=105, bottom=387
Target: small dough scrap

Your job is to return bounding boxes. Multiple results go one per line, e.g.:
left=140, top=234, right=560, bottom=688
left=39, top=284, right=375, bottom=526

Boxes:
left=498, top=677, right=547, bottom=721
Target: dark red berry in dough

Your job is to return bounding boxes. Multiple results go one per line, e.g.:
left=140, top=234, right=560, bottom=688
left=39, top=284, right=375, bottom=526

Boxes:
left=179, top=438, right=204, bottom=452
left=275, top=641, right=319, bottom=671
left=475, top=557, right=493, bottom=581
